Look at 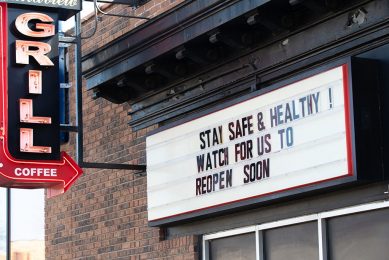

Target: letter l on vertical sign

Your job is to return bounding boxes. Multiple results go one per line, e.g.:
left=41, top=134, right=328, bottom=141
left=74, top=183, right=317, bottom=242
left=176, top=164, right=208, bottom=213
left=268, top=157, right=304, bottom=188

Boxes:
left=0, top=3, right=82, bottom=197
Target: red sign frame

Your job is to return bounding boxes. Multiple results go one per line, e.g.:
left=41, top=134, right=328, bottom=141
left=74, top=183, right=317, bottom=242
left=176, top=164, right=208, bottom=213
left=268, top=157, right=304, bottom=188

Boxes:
left=0, top=3, right=82, bottom=197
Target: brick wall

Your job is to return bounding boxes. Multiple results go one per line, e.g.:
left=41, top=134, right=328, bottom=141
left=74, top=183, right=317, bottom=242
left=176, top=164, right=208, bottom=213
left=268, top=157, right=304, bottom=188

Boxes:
left=45, top=0, right=200, bottom=259
left=82, top=0, right=183, bottom=55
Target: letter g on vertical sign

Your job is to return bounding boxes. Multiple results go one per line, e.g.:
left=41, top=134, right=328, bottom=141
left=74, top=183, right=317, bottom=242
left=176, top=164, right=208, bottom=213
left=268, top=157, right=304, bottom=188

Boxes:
left=15, top=12, right=55, bottom=37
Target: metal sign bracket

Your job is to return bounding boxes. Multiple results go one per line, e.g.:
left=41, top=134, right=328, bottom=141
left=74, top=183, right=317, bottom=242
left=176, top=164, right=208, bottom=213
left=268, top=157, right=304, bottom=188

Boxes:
left=60, top=13, right=146, bottom=173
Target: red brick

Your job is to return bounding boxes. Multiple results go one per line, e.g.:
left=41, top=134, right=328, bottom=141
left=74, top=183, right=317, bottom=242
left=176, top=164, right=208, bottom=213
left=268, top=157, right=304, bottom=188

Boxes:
left=46, top=2, right=198, bottom=259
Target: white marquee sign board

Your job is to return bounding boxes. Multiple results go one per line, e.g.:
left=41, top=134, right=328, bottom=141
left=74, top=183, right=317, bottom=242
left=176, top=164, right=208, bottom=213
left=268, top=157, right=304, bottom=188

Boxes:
left=147, top=64, right=353, bottom=223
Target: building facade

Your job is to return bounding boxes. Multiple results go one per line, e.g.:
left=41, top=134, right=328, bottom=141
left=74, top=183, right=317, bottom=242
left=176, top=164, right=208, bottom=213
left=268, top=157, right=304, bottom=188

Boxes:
left=46, top=0, right=389, bottom=259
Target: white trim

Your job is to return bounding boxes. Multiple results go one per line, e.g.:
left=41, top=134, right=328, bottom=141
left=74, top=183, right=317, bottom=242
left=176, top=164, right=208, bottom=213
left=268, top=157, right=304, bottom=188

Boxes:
left=318, top=217, right=327, bottom=260
left=319, top=200, right=389, bottom=219
left=202, top=237, right=210, bottom=260
left=203, top=226, right=256, bottom=240
left=255, top=229, right=260, bottom=260
left=257, top=214, right=317, bottom=231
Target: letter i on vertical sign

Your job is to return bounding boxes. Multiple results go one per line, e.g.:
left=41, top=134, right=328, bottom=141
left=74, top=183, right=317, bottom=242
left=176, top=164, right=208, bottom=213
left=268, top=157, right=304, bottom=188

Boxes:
left=17, top=13, right=55, bottom=153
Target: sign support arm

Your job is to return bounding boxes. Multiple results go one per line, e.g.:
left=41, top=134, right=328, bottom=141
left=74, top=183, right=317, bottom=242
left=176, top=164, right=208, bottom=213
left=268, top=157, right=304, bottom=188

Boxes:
left=71, top=13, right=146, bottom=172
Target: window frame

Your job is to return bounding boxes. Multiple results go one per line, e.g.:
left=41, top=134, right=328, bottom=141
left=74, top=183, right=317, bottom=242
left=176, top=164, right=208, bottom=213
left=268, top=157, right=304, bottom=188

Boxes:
left=202, top=200, right=389, bottom=260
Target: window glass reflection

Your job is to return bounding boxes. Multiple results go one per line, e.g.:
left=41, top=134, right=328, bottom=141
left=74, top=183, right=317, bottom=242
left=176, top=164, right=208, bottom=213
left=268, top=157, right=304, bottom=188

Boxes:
left=263, top=221, right=318, bottom=260
left=210, top=232, right=256, bottom=260
left=328, top=208, right=389, bottom=260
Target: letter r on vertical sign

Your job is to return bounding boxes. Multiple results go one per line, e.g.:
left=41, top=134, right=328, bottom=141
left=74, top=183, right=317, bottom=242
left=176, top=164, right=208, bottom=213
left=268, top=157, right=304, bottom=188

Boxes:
left=15, top=40, right=54, bottom=66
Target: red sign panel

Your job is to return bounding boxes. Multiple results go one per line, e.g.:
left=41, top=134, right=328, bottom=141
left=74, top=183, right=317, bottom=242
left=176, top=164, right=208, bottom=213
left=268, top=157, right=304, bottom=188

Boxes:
left=0, top=3, right=82, bottom=197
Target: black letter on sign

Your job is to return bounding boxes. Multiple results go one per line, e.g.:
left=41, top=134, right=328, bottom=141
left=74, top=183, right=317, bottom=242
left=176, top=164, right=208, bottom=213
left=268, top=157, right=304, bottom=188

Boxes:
left=199, top=132, right=206, bottom=149
left=257, top=112, right=265, bottom=131
left=196, top=154, right=205, bottom=173
left=226, top=169, right=232, bottom=188
left=196, top=178, right=202, bottom=195
left=228, top=122, right=235, bottom=140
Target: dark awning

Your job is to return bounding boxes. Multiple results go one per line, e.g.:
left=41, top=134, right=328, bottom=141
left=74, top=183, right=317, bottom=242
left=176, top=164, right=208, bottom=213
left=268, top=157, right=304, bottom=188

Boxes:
left=82, top=0, right=270, bottom=94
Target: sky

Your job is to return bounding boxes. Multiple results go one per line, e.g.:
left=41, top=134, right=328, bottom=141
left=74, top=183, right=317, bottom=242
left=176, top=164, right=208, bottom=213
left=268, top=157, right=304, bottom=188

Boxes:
left=61, top=1, right=96, bottom=32
left=0, top=188, right=45, bottom=254
left=10, top=189, right=45, bottom=241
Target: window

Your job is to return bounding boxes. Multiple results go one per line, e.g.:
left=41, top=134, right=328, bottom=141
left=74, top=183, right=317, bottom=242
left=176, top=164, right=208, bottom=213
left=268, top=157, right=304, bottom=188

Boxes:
left=210, top=233, right=256, bottom=260
left=203, top=200, right=389, bottom=260
left=263, top=222, right=318, bottom=260
left=327, top=208, right=389, bottom=260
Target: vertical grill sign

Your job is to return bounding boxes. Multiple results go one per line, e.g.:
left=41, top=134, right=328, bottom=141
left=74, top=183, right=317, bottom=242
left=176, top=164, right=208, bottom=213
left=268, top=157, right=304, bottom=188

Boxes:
left=9, top=7, right=59, bottom=160
left=0, top=3, right=82, bottom=196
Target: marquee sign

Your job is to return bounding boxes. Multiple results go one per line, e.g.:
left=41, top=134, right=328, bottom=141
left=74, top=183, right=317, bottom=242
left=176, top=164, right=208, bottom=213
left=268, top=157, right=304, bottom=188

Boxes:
left=0, top=3, right=82, bottom=197
left=146, top=59, right=382, bottom=225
